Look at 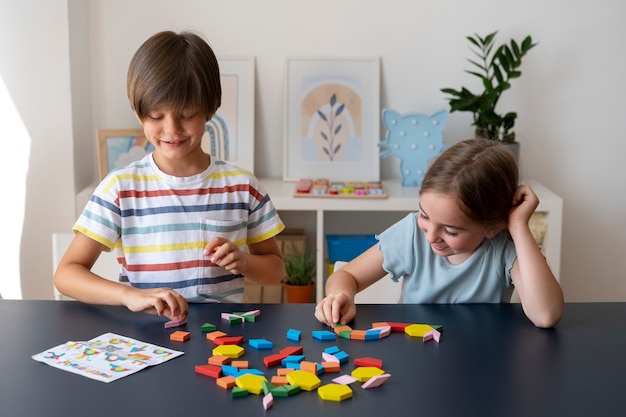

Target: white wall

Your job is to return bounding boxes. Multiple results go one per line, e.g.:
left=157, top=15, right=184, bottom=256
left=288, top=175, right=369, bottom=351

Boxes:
left=2, top=0, right=625, bottom=301
left=0, top=0, right=75, bottom=299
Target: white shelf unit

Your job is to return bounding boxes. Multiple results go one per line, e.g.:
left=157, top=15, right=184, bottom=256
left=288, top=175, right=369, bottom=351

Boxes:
left=76, top=179, right=562, bottom=303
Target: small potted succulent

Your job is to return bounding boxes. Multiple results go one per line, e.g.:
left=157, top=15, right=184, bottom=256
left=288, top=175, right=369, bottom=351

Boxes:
left=441, top=31, right=536, bottom=149
left=282, top=244, right=316, bottom=303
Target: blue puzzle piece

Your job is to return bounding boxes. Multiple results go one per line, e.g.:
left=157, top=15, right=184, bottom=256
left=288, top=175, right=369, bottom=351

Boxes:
left=286, top=328, right=302, bottom=342
left=249, top=339, right=273, bottom=349
left=312, top=330, right=336, bottom=341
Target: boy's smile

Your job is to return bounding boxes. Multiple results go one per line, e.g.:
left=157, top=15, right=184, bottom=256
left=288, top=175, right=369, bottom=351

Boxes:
left=139, top=108, right=210, bottom=176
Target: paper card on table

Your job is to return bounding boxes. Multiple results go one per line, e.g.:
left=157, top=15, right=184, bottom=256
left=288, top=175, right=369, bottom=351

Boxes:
left=31, top=332, right=184, bottom=383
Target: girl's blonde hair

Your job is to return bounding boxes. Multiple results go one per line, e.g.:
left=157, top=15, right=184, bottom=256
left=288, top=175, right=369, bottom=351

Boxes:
left=420, top=138, right=519, bottom=231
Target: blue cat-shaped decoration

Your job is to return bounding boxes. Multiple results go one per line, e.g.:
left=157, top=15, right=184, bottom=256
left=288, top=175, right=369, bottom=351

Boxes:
left=378, top=109, right=448, bottom=187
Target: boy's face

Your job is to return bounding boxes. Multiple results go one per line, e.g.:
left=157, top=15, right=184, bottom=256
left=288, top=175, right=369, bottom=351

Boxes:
left=138, top=107, right=209, bottom=171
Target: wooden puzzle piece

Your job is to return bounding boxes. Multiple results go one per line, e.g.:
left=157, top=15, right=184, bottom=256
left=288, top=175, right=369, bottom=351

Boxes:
left=332, top=374, right=358, bottom=385
left=249, top=339, right=273, bottom=349
left=195, top=364, right=222, bottom=379
left=354, top=357, right=383, bottom=369
left=312, top=330, right=336, bottom=341
left=164, top=317, right=187, bottom=328
left=214, top=335, right=244, bottom=346
left=351, top=366, right=385, bottom=382
left=318, top=383, right=353, bottom=401
left=208, top=355, right=230, bottom=366
left=361, top=373, right=391, bottom=389
left=286, top=328, right=301, bottom=341
left=169, top=331, right=190, bottom=342
left=201, top=322, right=216, bottom=332
left=235, top=373, right=267, bottom=395
left=216, top=375, right=236, bottom=389
left=212, top=344, right=245, bottom=359
left=286, top=370, right=321, bottom=391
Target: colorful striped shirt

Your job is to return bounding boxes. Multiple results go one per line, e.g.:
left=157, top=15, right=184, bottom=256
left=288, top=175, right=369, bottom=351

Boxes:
left=74, top=154, right=285, bottom=302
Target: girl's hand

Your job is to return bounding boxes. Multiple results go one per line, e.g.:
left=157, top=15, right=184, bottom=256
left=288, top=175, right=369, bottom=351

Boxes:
left=314, top=293, right=356, bottom=327
left=204, top=237, right=246, bottom=275
left=122, top=287, right=188, bottom=321
left=509, top=184, right=539, bottom=227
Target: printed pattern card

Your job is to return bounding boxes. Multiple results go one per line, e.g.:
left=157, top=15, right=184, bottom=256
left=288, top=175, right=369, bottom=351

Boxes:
left=32, top=332, right=184, bottom=383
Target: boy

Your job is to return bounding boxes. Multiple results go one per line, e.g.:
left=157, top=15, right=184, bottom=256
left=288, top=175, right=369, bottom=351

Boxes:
left=54, top=31, right=285, bottom=321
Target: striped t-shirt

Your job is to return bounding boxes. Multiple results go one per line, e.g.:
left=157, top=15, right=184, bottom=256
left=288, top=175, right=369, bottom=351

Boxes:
left=74, top=154, right=285, bottom=302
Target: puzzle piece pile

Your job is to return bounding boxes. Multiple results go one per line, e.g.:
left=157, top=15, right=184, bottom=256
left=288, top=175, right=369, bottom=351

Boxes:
left=167, top=309, right=442, bottom=411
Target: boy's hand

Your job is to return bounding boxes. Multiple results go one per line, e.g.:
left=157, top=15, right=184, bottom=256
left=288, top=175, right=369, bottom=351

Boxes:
left=314, top=293, right=356, bottom=327
left=123, top=288, right=189, bottom=321
left=204, top=237, right=247, bottom=275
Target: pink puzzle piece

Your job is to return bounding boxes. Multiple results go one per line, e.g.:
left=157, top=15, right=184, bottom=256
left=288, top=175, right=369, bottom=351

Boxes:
left=423, top=329, right=441, bottom=343
left=164, top=317, right=187, bottom=328
left=263, top=392, right=273, bottom=410
left=322, top=352, right=340, bottom=363
left=361, top=373, right=391, bottom=389
left=332, top=374, right=358, bottom=385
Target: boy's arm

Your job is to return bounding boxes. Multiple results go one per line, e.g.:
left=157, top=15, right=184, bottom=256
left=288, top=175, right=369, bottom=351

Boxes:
left=54, top=232, right=188, bottom=320
left=508, top=185, right=564, bottom=328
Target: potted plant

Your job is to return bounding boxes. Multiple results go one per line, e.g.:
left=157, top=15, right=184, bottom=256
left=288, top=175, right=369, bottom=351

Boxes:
left=282, top=244, right=316, bottom=303
left=440, top=31, right=536, bottom=147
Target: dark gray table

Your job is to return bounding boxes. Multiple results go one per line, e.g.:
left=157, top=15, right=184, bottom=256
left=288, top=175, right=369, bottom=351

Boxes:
left=1, top=301, right=625, bottom=417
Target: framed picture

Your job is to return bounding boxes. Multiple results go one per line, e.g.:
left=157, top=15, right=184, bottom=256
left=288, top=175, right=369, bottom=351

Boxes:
left=283, top=57, right=380, bottom=181
left=96, top=57, right=256, bottom=180
left=204, top=56, right=255, bottom=173
left=97, top=129, right=150, bottom=180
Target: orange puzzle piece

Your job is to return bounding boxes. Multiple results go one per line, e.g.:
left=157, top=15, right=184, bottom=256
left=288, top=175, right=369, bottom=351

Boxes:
left=170, top=331, right=190, bottom=342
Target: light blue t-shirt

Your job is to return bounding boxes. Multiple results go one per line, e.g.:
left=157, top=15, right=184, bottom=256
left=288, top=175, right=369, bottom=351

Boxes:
left=377, top=213, right=516, bottom=303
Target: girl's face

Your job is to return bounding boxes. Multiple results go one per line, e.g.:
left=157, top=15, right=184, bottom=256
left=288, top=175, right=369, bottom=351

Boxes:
left=417, top=191, right=495, bottom=264
left=139, top=107, right=208, bottom=175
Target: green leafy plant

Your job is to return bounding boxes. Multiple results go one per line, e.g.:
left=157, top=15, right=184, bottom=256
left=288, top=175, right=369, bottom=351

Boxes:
left=441, top=31, right=536, bottom=143
left=283, top=245, right=315, bottom=286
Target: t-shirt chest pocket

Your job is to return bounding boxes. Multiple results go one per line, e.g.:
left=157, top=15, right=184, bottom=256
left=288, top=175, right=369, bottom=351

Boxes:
left=200, top=219, right=247, bottom=250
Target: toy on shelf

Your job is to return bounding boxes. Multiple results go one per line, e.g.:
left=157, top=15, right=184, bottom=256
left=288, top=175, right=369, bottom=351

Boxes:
left=293, top=178, right=387, bottom=199
left=378, top=109, right=448, bottom=187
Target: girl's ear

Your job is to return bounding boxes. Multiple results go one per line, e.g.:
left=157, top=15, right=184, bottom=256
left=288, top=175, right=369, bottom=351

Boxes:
left=485, top=224, right=505, bottom=239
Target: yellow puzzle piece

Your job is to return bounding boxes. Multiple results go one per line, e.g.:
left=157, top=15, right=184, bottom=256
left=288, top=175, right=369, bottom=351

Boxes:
left=318, top=383, right=353, bottom=401
left=212, top=344, right=245, bottom=358
left=286, top=370, right=321, bottom=391
left=235, top=373, right=268, bottom=395
left=404, top=324, right=434, bottom=337
left=351, top=366, right=385, bottom=382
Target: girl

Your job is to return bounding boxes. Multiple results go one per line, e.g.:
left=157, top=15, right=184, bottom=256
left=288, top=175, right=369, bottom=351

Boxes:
left=315, top=138, right=563, bottom=328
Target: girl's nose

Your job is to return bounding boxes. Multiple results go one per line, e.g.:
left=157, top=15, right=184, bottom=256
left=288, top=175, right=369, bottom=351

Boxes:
left=424, top=228, right=440, bottom=244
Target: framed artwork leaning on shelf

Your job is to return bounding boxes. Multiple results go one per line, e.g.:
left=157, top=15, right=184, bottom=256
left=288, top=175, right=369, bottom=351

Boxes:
left=96, top=128, right=149, bottom=180
left=283, top=56, right=381, bottom=182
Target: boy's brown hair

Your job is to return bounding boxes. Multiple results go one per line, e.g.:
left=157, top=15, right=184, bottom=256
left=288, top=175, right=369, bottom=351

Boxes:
left=127, top=30, right=221, bottom=120
left=420, top=138, right=519, bottom=231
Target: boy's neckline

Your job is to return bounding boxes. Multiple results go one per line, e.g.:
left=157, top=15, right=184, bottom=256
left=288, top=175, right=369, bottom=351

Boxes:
left=151, top=152, right=212, bottom=177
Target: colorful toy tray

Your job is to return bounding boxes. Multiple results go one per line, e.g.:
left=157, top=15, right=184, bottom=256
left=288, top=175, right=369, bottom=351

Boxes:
left=293, top=178, right=387, bottom=199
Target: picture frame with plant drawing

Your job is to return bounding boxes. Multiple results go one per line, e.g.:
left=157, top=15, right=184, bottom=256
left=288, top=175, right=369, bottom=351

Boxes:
left=283, top=57, right=381, bottom=181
